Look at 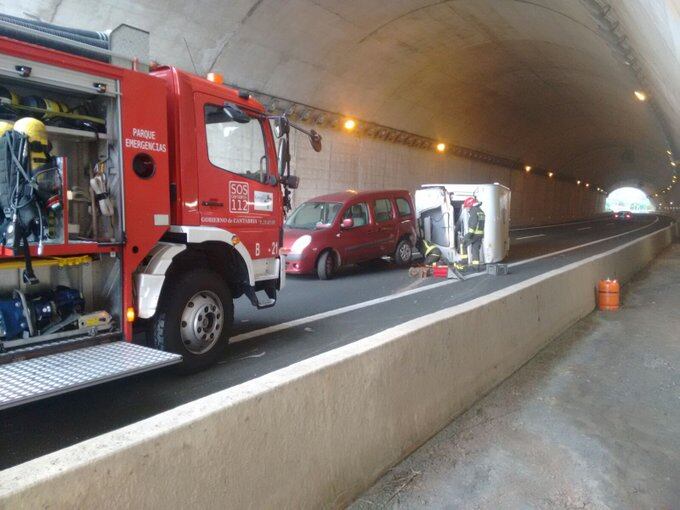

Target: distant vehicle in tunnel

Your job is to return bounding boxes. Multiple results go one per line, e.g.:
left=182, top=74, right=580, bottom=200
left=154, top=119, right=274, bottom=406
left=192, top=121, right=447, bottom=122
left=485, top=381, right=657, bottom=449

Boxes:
left=283, top=190, right=417, bottom=279
left=415, top=184, right=511, bottom=264
left=613, top=210, right=633, bottom=221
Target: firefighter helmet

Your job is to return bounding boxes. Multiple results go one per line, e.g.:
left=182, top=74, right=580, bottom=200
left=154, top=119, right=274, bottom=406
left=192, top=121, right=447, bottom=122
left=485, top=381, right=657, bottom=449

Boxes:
left=0, top=86, right=20, bottom=121
left=463, top=196, right=478, bottom=208
left=13, top=117, right=51, bottom=169
left=0, top=86, right=20, bottom=107
left=20, top=95, right=69, bottom=120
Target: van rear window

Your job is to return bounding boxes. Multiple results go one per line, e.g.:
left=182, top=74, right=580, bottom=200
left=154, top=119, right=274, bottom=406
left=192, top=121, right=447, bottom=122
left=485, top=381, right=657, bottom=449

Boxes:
left=396, top=197, right=412, bottom=217
left=374, top=199, right=393, bottom=222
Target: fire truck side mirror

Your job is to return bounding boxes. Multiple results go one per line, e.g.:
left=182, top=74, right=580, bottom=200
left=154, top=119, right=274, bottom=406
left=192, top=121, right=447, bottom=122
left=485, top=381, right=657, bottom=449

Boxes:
left=261, top=173, right=278, bottom=186
left=222, top=102, right=251, bottom=124
left=280, top=175, right=299, bottom=189
left=274, top=117, right=290, bottom=138
left=277, top=136, right=290, bottom=176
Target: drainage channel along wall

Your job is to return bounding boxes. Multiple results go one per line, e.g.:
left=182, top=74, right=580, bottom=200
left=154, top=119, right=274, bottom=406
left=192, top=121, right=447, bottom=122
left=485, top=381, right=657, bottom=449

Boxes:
left=0, top=225, right=674, bottom=509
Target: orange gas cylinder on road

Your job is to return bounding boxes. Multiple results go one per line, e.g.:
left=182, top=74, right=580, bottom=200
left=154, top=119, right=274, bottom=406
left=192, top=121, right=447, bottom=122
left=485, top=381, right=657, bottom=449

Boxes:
left=598, top=279, right=620, bottom=311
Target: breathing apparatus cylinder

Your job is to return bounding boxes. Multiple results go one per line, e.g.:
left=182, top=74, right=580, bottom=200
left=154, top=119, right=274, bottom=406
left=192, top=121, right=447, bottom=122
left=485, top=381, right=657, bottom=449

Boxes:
left=13, top=117, right=61, bottom=207
left=13, top=116, right=51, bottom=170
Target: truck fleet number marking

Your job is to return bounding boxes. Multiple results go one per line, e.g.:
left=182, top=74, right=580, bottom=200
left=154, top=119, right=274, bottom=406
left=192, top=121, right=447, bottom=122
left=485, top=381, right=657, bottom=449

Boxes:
left=229, top=182, right=250, bottom=213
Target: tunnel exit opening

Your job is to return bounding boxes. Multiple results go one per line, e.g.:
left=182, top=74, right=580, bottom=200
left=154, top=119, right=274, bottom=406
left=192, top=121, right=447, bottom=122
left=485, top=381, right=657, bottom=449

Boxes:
left=605, top=187, right=655, bottom=213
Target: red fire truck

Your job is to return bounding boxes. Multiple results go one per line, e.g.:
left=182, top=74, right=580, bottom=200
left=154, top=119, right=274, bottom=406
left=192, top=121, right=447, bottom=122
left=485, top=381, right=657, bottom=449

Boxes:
left=0, top=15, right=320, bottom=409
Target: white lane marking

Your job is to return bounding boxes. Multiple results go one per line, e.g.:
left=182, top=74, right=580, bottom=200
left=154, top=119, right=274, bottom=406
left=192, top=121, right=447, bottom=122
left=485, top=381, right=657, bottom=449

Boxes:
left=515, top=234, right=546, bottom=240
left=510, top=217, right=609, bottom=232
left=230, top=217, right=660, bottom=344
left=577, top=226, right=592, bottom=231
left=508, top=217, right=658, bottom=268
left=230, top=279, right=455, bottom=343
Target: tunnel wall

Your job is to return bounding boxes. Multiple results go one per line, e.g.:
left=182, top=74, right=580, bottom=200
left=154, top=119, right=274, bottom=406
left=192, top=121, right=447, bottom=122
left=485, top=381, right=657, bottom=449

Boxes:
left=289, top=129, right=605, bottom=226
left=0, top=223, right=672, bottom=510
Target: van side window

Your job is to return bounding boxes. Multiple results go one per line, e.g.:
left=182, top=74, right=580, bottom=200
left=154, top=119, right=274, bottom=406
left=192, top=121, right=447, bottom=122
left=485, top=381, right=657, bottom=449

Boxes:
left=343, top=203, right=369, bottom=227
left=204, top=104, right=266, bottom=181
left=374, top=199, right=393, bottom=223
left=395, top=197, right=412, bottom=217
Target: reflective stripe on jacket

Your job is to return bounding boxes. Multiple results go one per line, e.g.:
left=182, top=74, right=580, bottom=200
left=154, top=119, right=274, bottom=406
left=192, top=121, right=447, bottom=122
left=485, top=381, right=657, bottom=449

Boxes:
left=467, top=205, right=485, bottom=235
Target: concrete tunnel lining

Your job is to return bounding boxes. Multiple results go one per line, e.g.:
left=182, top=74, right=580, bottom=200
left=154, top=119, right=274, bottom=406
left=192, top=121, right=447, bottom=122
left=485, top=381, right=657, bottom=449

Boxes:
left=5, top=0, right=678, bottom=204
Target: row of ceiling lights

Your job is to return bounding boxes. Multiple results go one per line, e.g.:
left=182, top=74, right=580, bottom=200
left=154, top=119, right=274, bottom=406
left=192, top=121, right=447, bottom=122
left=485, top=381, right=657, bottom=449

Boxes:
left=635, top=90, right=677, bottom=200
left=586, top=1, right=676, bottom=204
left=341, top=118, right=606, bottom=193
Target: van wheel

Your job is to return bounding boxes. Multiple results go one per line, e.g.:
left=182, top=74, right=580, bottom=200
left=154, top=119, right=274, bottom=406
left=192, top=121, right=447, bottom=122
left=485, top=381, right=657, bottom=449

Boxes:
left=317, top=250, right=336, bottom=280
left=153, top=268, right=233, bottom=373
left=394, top=238, right=413, bottom=266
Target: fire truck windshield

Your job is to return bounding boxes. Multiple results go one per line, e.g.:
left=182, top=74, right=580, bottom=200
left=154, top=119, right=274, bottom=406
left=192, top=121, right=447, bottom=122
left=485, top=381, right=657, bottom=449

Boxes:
left=204, top=104, right=267, bottom=180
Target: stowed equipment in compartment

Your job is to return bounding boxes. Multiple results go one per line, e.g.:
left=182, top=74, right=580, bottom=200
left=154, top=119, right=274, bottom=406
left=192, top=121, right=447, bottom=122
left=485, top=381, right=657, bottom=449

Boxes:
left=0, top=117, right=63, bottom=283
left=0, top=61, right=124, bottom=353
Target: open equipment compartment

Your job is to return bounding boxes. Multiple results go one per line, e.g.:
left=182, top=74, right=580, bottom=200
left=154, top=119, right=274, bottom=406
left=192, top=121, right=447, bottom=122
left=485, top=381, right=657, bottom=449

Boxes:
left=0, top=56, right=124, bottom=352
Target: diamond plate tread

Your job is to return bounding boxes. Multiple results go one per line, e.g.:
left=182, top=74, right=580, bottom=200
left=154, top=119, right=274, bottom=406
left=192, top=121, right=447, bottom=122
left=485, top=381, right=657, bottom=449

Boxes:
left=0, top=342, right=182, bottom=410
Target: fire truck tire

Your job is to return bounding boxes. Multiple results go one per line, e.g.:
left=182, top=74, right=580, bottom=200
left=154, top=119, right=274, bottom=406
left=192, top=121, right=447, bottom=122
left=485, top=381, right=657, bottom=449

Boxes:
left=316, top=250, right=336, bottom=280
left=153, top=269, right=233, bottom=373
left=394, top=238, right=413, bottom=266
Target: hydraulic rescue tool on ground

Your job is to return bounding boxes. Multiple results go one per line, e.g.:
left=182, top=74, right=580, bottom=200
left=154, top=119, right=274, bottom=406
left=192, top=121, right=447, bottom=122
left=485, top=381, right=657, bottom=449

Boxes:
left=0, top=14, right=321, bottom=410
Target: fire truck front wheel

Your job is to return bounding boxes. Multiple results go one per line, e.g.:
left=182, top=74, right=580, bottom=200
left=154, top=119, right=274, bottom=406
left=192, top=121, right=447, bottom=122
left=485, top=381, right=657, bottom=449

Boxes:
left=153, top=269, right=234, bottom=372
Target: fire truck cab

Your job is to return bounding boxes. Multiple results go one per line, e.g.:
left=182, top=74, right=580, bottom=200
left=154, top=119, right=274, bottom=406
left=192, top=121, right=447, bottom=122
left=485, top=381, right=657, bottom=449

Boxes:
left=0, top=15, right=315, bottom=409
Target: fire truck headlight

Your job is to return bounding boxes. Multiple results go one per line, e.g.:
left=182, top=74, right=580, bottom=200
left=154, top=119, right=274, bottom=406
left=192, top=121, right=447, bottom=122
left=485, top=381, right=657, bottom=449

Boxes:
left=290, top=235, right=312, bottom=254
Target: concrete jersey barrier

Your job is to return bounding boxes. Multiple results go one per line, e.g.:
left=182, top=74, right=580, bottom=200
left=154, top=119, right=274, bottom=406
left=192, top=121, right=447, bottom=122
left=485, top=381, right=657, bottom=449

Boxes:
left=0, top=224, right=674, bottom=509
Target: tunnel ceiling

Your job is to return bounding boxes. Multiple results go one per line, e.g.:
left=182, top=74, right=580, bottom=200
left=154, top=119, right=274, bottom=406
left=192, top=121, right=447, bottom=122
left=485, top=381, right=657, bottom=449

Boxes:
left=8, top=0, right=679, bottom=196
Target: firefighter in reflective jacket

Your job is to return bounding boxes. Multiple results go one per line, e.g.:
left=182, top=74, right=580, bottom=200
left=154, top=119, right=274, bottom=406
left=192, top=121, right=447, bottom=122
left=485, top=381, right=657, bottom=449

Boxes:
left=419, top=238, right=443, bottom=265
left=456, top=196, right=485, bottom=271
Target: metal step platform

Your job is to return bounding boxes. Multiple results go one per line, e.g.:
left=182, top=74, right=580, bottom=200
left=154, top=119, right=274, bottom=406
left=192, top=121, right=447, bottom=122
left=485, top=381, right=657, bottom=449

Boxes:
left=0, top=342, right=182, bottom=410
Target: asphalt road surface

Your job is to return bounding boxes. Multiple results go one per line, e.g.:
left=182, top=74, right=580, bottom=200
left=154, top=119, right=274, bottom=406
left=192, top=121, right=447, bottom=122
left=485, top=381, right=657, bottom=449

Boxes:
left=0, top=214, right=670, bottom=469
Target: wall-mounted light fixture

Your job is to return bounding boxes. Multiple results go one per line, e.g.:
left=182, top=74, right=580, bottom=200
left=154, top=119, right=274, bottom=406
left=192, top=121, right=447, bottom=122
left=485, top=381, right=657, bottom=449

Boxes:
left=634, top=90, right=647, bottom=101
left=343, top=118, right=356, bottom=131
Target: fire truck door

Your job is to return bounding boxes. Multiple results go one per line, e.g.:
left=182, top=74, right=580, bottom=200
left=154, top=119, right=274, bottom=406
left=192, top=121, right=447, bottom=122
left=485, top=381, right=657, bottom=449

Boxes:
left=195, top=94, right=281, bottom=266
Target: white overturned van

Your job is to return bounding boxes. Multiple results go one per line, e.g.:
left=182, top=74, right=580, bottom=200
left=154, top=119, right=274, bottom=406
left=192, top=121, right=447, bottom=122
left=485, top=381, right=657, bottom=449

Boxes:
left=414, top=184, right=511, bottom=263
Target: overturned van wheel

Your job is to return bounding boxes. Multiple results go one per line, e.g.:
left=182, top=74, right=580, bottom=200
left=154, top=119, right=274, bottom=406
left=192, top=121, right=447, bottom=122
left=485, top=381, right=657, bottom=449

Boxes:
left=153, top=269, right=233, bottom=373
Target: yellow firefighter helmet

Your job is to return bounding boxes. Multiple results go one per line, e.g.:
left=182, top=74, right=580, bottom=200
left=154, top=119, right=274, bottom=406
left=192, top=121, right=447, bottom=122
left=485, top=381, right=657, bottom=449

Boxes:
left=13, top=117, right=50, bottom=169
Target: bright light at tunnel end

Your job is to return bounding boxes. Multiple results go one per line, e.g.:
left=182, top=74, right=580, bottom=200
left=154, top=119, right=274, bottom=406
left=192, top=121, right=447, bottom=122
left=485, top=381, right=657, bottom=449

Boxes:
left=436, top=143, right=446, bottom=153
left=343, top=118, right=356, bottom=131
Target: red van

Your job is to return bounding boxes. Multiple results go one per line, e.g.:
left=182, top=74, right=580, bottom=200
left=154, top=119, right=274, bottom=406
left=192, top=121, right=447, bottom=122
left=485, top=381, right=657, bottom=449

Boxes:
left=283, top=190, right=418, bottom=279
